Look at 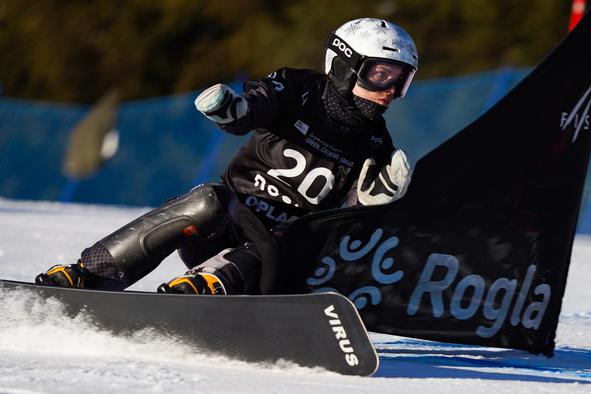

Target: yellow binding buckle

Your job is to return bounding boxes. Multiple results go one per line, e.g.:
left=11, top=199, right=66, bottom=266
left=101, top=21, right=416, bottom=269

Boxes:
left=199, top=273, right=226, bottom=295
left=47, top=266, right=74, bottom=287
left=168, top=277, right=200, bottom=294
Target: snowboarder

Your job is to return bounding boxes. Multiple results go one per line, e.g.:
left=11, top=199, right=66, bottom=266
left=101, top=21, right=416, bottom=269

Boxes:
left=36, top=17, right=419, bottom=295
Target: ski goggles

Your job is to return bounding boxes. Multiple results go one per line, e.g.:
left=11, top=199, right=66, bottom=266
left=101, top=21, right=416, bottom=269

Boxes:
left=355, top=59, right=416, bottom=96
left=325, top=32, right=416, bottom=97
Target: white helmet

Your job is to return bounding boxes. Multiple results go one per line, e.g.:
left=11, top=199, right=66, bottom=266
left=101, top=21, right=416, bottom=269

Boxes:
left=325, top=18, right=418, bottom=98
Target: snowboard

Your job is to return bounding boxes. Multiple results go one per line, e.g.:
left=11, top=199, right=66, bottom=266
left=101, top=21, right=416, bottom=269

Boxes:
left=0, top=279, right=379, bottom=376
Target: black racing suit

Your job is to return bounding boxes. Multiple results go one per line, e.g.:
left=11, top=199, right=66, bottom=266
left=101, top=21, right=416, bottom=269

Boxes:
left=221, top=67, right=395, bottom=228
left=77, top=68, right=397, bottom=294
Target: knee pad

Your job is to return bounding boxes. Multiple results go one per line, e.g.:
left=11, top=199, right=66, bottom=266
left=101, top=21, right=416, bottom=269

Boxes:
left=177, top=184, right=244, bottom=269
left=82, top=183, right=241, bottom=288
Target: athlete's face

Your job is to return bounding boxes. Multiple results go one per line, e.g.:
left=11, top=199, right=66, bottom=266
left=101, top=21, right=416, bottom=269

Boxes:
left=352, top=83, right=396, bottom=107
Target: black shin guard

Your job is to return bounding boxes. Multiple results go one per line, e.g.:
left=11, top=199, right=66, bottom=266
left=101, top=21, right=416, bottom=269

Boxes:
left=81, top=184, right=242, bottom=290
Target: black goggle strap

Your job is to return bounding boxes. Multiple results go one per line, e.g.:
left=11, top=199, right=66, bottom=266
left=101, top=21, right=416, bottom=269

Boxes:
left=325, top=32, right=364, bottom=71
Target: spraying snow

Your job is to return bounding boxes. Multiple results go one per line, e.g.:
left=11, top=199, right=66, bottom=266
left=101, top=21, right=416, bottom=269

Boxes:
left=0, top=198, right=589, bottom=393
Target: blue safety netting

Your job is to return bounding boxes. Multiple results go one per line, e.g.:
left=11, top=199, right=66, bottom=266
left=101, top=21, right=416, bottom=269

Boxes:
left=3, top=67, right=591, bottom=231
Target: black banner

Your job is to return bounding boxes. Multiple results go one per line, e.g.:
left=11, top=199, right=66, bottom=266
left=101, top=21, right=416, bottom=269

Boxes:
left=280, top=13, right=591, bottom=356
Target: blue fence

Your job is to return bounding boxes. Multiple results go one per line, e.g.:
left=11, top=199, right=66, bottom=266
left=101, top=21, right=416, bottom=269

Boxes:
left=3, top=67, right=591, bottom=231
left=0, top=81, right=245, bottom=207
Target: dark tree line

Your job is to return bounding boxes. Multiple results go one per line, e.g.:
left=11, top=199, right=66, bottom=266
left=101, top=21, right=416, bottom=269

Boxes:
left=0, top=0, right=572, bottom=102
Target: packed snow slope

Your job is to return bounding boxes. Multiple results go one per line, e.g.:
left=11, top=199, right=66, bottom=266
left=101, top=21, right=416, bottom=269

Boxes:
left=0, top=198, right=589, bottom=394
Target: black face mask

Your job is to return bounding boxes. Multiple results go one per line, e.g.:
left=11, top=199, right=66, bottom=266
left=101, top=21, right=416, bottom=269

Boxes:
left=352, top=94, right=387, bottom=120
left=322, top=81, right=387, bottom=136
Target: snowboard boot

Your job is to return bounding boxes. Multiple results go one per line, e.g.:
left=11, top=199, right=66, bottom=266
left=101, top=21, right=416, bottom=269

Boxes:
left=157, top=270, right=227, bottom=295
left=35, top=261, right=94, bottom=288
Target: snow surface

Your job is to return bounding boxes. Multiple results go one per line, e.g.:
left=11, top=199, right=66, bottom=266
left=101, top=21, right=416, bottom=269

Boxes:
left=0, top=198, right=589, bottom=393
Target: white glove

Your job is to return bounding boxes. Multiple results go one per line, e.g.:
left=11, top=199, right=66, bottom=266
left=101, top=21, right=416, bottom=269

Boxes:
left=357, top=149, right=412, bottom=206
left=195, top=83, right=248, bottom=124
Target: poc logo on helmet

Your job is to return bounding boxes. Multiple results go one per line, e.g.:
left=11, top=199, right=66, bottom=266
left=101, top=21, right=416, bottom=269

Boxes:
left=332, top=38, right=353, bottom=58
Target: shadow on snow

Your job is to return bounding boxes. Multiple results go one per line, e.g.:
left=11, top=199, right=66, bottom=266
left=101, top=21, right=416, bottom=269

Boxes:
left=373, top=339, right=591, bottom=383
